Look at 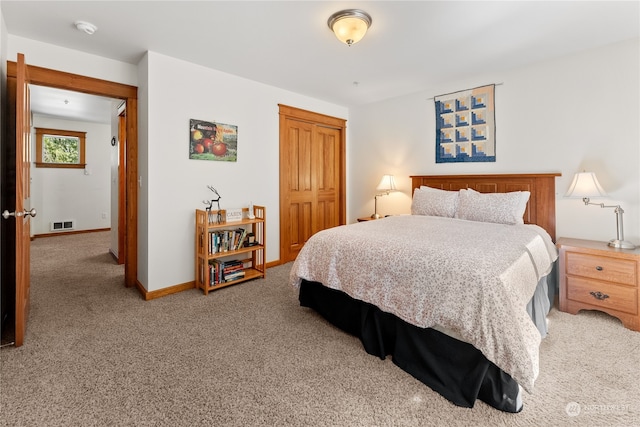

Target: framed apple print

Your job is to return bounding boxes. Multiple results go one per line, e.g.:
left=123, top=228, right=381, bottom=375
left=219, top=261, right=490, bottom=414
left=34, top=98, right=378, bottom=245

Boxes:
left=189, top=118, right=238, bottom=162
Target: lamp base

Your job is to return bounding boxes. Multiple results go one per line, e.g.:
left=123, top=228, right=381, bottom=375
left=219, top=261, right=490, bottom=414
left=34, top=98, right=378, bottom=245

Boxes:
left=608, top=239, right=636, bottom=249
left=371, top=213, right=380, bottom=219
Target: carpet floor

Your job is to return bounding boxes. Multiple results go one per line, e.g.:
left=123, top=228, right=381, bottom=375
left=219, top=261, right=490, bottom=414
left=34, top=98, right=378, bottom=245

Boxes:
left=1, top=231, right=639, bottom=426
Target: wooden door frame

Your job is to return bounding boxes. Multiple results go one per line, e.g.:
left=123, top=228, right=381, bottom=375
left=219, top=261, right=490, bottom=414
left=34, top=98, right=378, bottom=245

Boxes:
left=117, top=110, right=127, bottom=264
left=7, top=61, right=138, bottom=287
left=278, top=104, right=346, bottom=263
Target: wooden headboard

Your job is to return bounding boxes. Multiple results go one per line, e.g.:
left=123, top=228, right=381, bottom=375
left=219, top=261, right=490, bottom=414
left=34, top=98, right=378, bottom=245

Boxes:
left=410, top=173, right=561, bottom=241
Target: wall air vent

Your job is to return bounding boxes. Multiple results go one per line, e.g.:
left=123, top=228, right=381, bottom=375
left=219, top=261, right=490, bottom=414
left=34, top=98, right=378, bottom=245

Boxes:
left=50, top=219, right=75, bottom=232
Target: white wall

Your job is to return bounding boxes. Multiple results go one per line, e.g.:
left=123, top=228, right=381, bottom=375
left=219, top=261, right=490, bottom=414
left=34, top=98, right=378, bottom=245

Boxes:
left=137, top=53, right=150, bottom=289
left=8, top=36, right=138, bottom=86
left=10, top=34, right=639, bottom=293
left=140, top=51, right=348, bottom=291
left=349, top=38, right=640, bottom=245
left=109, top=102, right=121, bottom=258
left=8, top=37, right=348, bottom=292
left=30, top=115, right=112, bottom=235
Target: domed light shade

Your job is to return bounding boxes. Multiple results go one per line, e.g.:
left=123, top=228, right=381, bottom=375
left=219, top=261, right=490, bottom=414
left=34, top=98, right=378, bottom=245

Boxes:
left=327, top=9, right=372, bottom=47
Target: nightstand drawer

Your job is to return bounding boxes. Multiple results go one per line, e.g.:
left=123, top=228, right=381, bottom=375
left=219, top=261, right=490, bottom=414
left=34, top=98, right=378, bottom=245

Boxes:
left=566, top=252, right=636, bottom=286
left=567, top=276, right=638, bottom=314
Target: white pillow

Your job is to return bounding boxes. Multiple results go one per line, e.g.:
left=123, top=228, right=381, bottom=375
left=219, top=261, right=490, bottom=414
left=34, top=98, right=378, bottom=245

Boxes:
left=420, top=185, right=446, bottom=191
left=411, top=187, right=458, bottom=218
left=456, top=188, right=530, bottom=225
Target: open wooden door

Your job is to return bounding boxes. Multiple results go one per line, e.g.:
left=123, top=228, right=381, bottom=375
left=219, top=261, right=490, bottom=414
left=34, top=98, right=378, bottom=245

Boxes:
left=3, top=53, right=34, bottom=347
left=5, top=60, right=138, bottom=291
left=1, top=56, right=138, bottom=345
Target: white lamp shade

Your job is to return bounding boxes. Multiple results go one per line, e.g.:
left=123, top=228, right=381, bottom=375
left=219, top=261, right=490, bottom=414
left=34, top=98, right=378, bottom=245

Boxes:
left=376, top=175, right=397, bottom=192
left=331, top=17, right=368, bottom=45
left=565, top=172, right=608, bottom=198
left=328, top=9, right=372, bottom=46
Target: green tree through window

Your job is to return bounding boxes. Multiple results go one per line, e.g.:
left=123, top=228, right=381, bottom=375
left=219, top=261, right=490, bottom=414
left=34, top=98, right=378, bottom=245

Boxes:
left=43, top=135, right=80, bottom=164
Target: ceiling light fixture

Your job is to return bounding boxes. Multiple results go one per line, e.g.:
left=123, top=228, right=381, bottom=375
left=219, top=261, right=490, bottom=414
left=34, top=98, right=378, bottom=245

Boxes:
left=327, top=9, right=372, bottom=47
left=74, top=21, right=97, bottom=35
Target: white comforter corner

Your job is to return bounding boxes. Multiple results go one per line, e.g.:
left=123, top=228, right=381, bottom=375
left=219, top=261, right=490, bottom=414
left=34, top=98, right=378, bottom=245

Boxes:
left=289, top=215, right=558, bottom=392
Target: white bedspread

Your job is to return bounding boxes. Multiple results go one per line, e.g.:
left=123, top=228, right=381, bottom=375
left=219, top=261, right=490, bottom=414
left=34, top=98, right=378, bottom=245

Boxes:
left=289, top=215, right=558, bottom=392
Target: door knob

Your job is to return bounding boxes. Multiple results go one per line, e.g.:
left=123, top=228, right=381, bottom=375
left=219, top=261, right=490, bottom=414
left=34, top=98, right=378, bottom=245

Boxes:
left=2, top=208, right=37, bottom=219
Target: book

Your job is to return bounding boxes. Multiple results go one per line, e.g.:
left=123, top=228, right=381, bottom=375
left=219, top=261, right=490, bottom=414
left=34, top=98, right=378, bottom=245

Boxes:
left=236, top=228, right=248, bottom=249
left=209, top=259, right=245, bottom=283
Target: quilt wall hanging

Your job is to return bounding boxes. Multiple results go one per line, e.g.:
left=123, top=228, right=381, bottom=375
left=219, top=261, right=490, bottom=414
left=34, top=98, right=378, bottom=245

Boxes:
left=435, top=84, right=495, bottom=163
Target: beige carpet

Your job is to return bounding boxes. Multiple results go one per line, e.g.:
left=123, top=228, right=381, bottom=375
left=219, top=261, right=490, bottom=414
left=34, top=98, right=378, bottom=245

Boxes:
left=1, top=231, right=638, bottom=426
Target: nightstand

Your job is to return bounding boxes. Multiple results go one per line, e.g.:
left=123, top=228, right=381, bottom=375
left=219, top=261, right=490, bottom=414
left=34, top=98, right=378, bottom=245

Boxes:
left=557, top=237, right=640, bottom=331
left=357, top=217, right=376, bottom=222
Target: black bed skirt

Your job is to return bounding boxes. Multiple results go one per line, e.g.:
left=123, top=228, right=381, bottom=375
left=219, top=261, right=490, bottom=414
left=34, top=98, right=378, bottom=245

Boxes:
left=299, top=279, right=522, bottom=413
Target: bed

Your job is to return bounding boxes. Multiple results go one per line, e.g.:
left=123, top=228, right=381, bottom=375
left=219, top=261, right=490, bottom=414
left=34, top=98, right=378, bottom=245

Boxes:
left=289, top=173, right=561, bottom=412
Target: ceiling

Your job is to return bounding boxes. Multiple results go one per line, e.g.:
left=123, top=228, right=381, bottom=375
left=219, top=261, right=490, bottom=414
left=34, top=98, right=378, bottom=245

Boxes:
left=2, top=1, right=639, bottom=123
left=28, top=85, right=118, bottom=124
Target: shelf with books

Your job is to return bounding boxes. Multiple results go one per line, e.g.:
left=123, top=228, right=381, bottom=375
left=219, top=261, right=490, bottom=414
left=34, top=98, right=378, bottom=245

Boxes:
left=195, top=205, right=265, bottom=295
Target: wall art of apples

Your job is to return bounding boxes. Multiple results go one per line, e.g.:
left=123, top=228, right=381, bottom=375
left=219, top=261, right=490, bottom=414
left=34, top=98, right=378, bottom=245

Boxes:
left=189, top=118, right=238, bottom=162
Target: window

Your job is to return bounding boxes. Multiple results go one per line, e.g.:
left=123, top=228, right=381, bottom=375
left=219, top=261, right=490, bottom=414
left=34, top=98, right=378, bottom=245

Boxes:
left=35, top=128, right=86, bottom=169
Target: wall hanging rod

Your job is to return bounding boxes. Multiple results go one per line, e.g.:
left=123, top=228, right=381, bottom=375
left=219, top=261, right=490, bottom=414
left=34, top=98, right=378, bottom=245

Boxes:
left=426, top=82, right=504, bottom=100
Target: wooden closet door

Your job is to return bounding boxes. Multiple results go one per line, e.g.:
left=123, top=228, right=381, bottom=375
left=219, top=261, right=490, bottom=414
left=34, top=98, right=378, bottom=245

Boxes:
left=314, top=125, right=341, bottom=232
left=279, top=105, right=345, bottom=263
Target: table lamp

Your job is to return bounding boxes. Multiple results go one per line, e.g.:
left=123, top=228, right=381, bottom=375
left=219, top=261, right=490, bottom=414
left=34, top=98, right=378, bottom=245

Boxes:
left=565, top=171, right=635, bottom=249
left=371, top=174, right=397, bottom=219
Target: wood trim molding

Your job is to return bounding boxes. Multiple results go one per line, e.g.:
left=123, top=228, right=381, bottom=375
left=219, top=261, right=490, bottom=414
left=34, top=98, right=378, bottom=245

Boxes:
left=129, top=253, right=283, bottom=301
left=140, top=281, right=196, bottom=301
left=7, top=61, right=137, bottom=99
left=124, top=98, right=138, bottom=288
left=278, top=104, right=346, bottom=129
left=138, top=260, right=282, bottom=300
left=117, top=113, right=126, bottom=265
left=266, top=260, right=280, bottom=269
left=8, top=59, right=140, bottom=290
left=34, top=163, right=87, bottom=169
left=33, top=227, right=111, bottom=239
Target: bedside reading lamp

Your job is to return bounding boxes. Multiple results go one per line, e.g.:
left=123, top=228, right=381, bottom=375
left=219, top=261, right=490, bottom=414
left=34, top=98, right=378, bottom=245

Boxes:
left=565, top=171, right=635, bottom=249
left=371, top=174, right=397, bottom=219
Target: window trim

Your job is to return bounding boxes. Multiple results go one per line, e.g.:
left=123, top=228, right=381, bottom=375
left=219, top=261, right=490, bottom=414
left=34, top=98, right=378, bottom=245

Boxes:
left=35, top=127, right=87, bottom=169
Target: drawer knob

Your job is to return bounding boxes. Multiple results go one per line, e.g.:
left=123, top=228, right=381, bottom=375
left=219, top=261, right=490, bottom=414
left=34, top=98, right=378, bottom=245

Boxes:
left=595, top=266, right=603, bottom=271
left=590, top=291, right=609, bottom=301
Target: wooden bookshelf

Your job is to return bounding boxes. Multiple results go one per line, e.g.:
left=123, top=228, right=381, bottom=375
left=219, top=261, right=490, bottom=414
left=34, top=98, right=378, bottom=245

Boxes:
left=195, top=206, right=266, bottom=295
